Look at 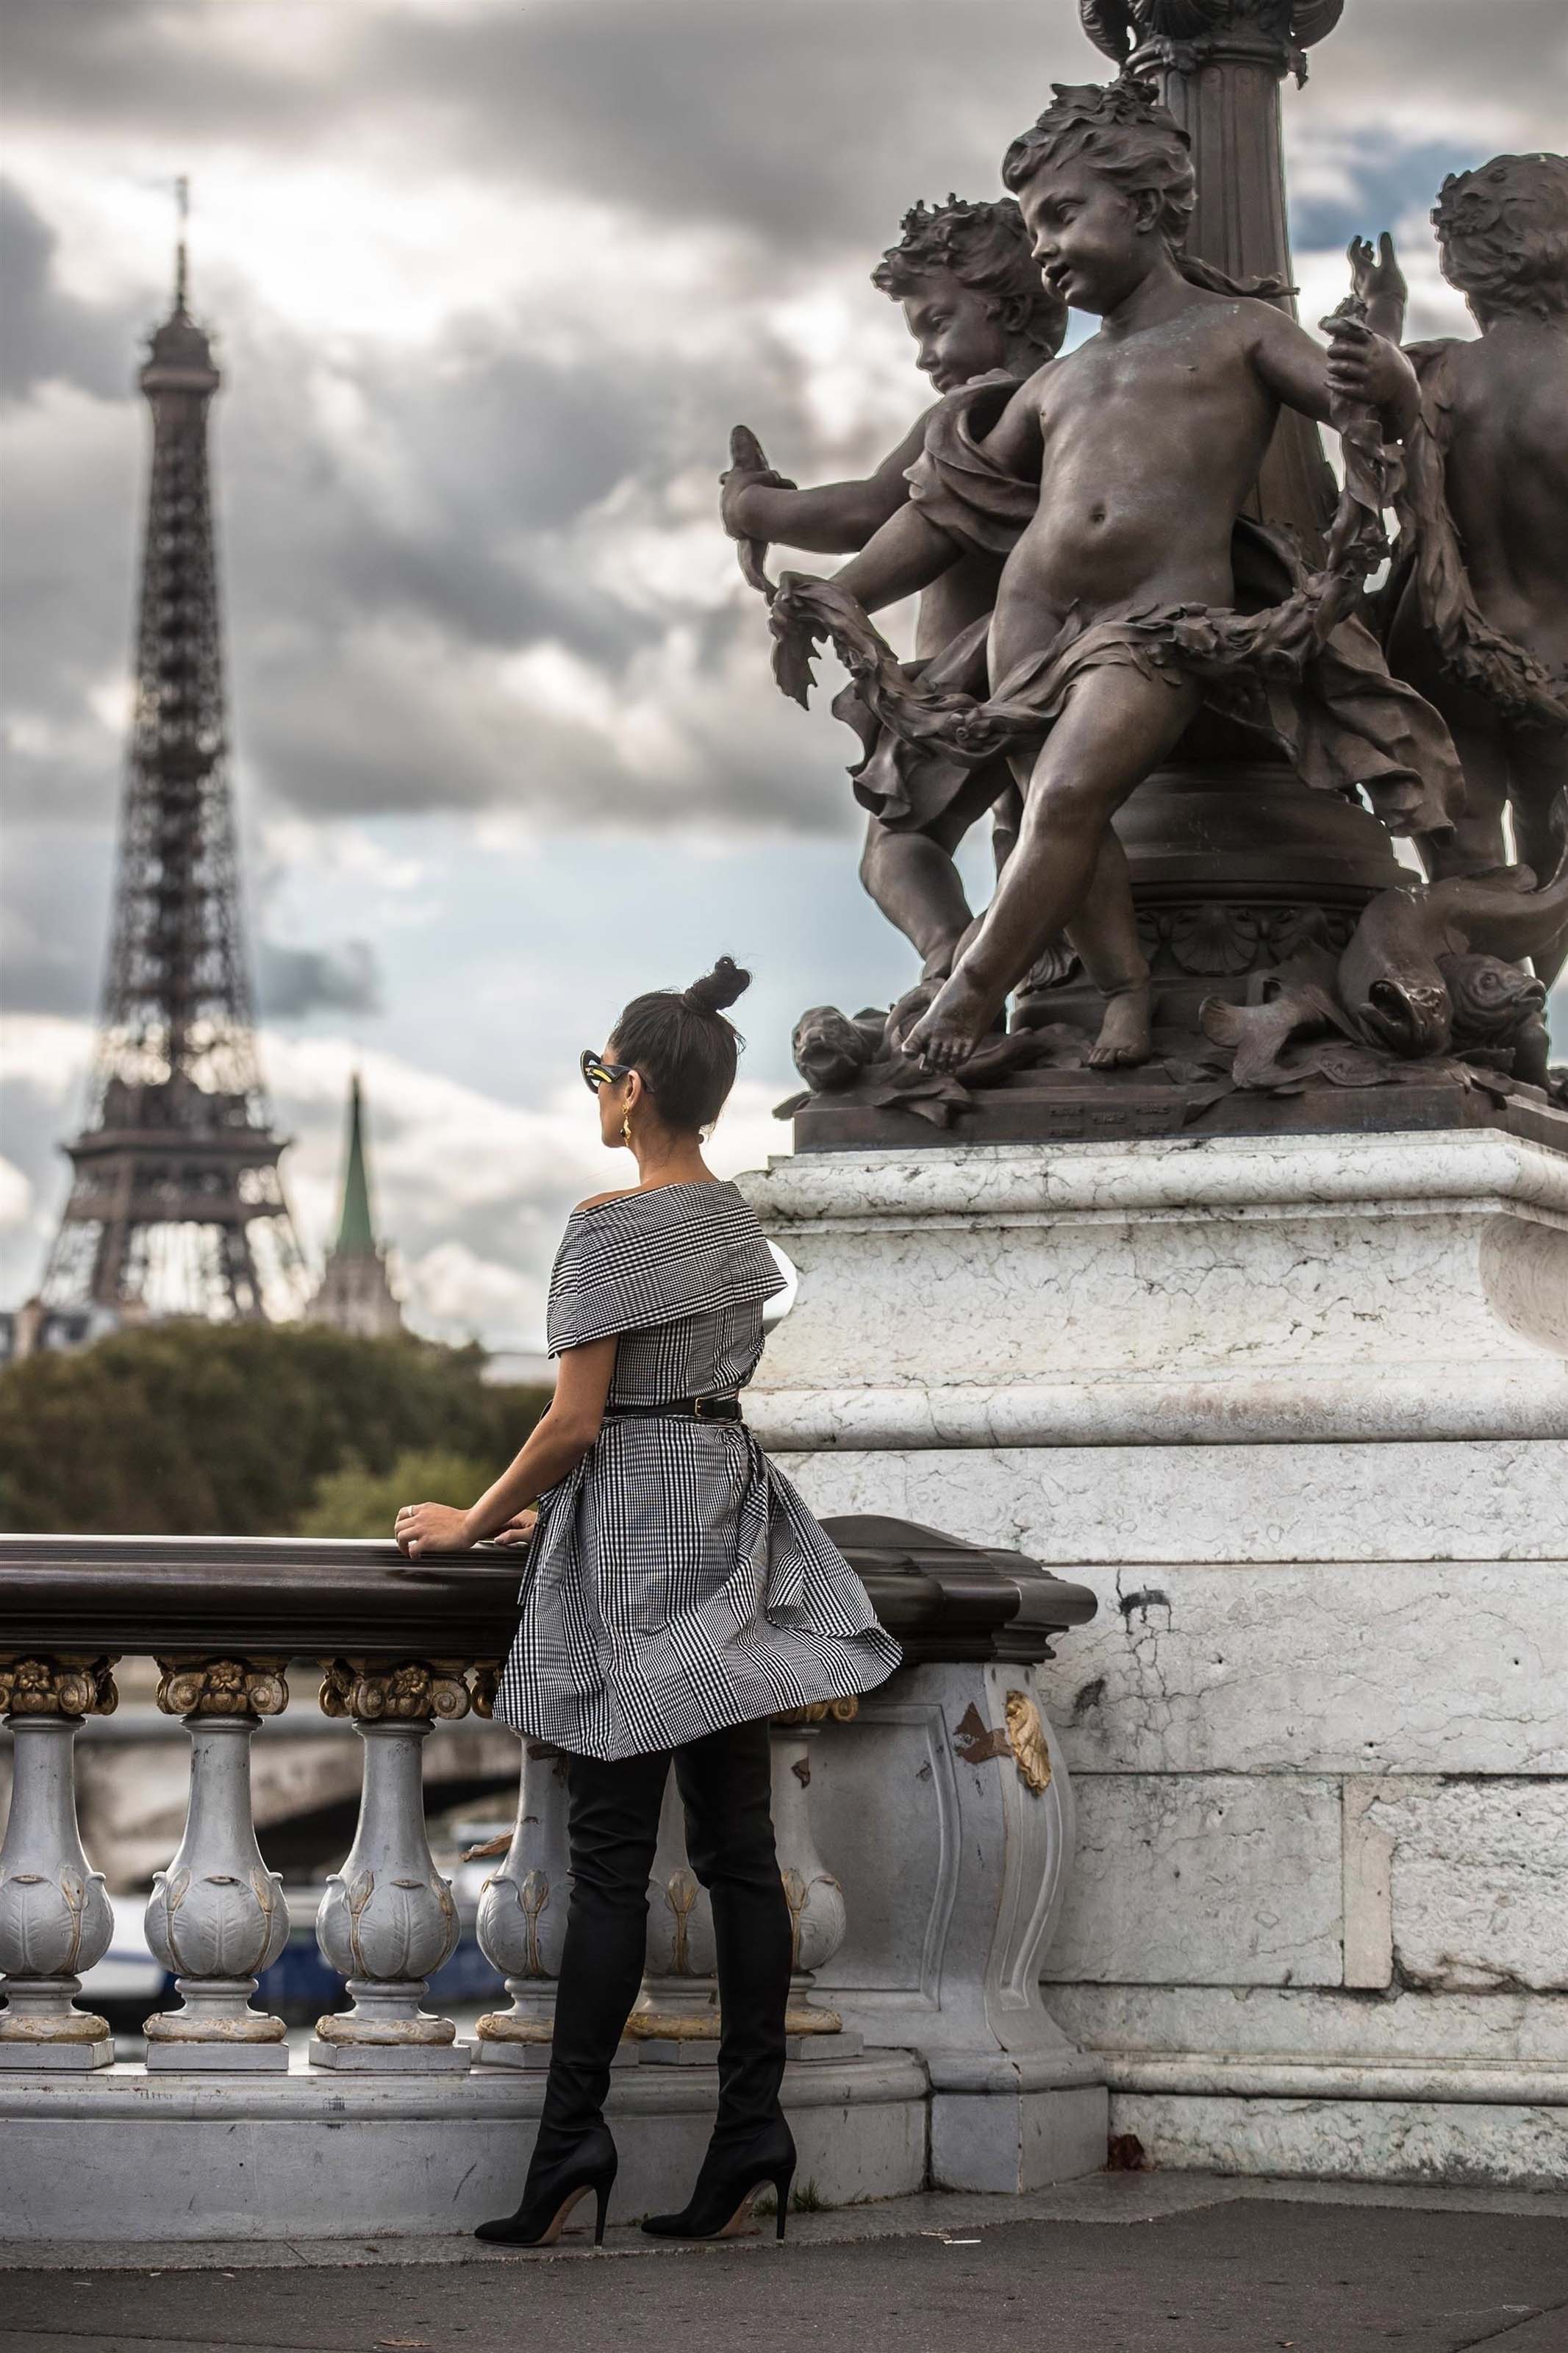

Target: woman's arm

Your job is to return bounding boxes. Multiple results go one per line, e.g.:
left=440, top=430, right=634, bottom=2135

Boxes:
left=393, top=1337, right=617, bottom=1558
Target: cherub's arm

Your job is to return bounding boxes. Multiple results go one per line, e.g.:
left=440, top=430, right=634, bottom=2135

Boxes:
left=723, top=412, right=934, bottom=554
left=829, top=499, right=964, bottom=612
left=1252, top=305, right=1420, bottom=435
left=828, top=374, right=1046, bottom=611
left=974, top=368, right=1048, bottom=479
left=1347, top=232, right=1408, bottom=346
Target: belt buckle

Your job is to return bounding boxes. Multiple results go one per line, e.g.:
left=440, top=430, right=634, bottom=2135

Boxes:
left=693, top=1396, right=728, bottom=1422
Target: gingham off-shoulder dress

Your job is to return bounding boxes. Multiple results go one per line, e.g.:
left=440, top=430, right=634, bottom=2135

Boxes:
left=494, top=1180, right=901, bottom=1761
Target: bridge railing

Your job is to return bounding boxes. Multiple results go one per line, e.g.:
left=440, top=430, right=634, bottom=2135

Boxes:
left=0, top=1520, right=1096, bottom=2080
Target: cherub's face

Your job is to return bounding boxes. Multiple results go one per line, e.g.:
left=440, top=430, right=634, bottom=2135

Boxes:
left=901, top=270, right=1010, bottom=394
left=1019, top=160, right=1148, bottom=315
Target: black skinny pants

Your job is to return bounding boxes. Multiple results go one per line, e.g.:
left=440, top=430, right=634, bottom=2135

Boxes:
left=532, top=1716, right=793, bottom=2167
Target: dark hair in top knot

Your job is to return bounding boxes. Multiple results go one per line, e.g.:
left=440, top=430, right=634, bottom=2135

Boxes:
left=609, top=957, right=753, bottom=1133
left=683, top=955, right=752, bottom=1015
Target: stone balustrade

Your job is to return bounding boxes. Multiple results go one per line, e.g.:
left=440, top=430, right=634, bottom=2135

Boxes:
left=0, top=1521, right=1102, bottom=2238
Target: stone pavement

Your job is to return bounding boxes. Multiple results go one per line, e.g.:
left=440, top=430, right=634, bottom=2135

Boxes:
left=4, top=2174, right=1567, bottom=2353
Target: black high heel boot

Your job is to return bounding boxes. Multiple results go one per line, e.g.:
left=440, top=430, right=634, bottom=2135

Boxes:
left=475, top=2124, right=617, bottom=2247
left=641, top=2115, right=796, bottom=2242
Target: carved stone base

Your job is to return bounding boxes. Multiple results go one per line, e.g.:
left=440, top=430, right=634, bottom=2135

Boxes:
left=792, top=1059, right=1568, bottom=1154
left=0, top=2052, right=931, bottom=2238
left=144, top=1984, right=287, bottom=2047
left=473, top=2033, right=640, bottom=2072
left=0, top=2040, right=112, bottom=2071
left=308, top=2037, right=473, bottom=2074
left=627, top=1968, right=719, bottom=2043
left=145, top=2038, right=289, bottom=2074
left=473, top=2010, right=553, bottom=2045
left=312, top=1978, right=470, bottom=2070
left=626, top=2035, right=723, bottom=2068
left=784, top=2002, right=844, bottom=2036
left=0, top=1979, right=112, bottom=2071
left=787, top=2026, right=864, bottom=2061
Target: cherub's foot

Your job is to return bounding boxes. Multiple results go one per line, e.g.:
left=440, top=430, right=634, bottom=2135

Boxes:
left=1086, top=985, right=1153, bottom=1068
left=903, top=965, right=997, bottom=1070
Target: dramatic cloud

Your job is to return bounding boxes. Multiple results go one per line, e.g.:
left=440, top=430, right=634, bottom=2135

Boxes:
left=3, top=0, right=1564, bottom=1335
left=0, top=1012, right=788, bottom=1343
left=6, top=0, right=1561, bottom=839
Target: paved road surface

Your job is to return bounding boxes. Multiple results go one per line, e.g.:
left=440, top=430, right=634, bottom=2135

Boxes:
left=5, top=2176, right=1567, bottom=2353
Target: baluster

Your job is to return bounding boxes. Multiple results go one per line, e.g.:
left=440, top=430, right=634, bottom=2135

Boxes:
left=770, top=1701, right=859, bottom=2050
left=142, top=1659, right=291, bottom=2071
left=473, top=1738, right=570, bottom=2067
left=628, top=1773, right=720, bottom=2060
left=310, top=1660, right=472, bottom=2072
left=0, top=1655, right=118, bottom=2071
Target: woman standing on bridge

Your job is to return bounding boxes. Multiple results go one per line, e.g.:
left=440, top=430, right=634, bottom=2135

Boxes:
left=395, top=958, right=900, bottom=2248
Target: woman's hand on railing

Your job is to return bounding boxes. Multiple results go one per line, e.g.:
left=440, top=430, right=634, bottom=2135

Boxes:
left=393, top=1500, right=476, bottom=1558
left=490, top=1507, right=539, bottom=1550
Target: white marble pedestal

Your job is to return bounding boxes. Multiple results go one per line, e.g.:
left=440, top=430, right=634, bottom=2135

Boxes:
left=807, top=1664, right=1108, bottom=2192
left=741, top=1129, right=1568, bottom=2190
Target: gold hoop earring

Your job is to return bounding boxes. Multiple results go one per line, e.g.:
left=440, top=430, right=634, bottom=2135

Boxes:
left=620, top=1110, right=633, bottom=1146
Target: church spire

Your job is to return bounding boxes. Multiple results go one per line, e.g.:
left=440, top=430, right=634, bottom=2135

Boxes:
left=334, top=1075, right=377, bottom=1257
left=306, top=1074, right=404, bottom=1339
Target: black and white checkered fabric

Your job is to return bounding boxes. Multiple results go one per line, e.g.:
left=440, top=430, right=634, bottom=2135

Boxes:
left=495, top=1179, right=901, bottom=1760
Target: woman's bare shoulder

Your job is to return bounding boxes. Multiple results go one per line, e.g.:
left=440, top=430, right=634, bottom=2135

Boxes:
left=571, top=1188, right=637, bottom=1214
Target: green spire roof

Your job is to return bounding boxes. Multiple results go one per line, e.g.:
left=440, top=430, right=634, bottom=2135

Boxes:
left=333, top=1074, right=377, bottom=1257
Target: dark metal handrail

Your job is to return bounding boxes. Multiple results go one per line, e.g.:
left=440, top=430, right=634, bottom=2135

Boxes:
left=0, top=1516, right=1094, bottom=1668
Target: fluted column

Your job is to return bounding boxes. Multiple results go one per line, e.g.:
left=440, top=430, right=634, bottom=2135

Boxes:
left=0, top=1656, right=118, bottom=2071
left=1080, top=0, right=1345, bottom=547
left=142, top=1659, right=291, bottom=2071
left=310, top=1660, right=472, bottom=2072
left=473, top=1738, right=571, bottom=2068
left=770, top=1702, right=856, bottom=2043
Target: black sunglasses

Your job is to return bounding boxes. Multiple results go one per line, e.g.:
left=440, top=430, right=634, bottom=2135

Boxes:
left=580, top=1050, right=632, bottom=1094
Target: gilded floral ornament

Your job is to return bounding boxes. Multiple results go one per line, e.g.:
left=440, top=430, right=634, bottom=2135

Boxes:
left=155, top=1657, right=289, bottom=1718
left=318, top=1658, right=473, bottom=1722
left=1004, top=1690, right=1054, bottom=1796
left=773, top=1697, right=860, bottom=1728
left=0, top=1655, right=118, bottom=1719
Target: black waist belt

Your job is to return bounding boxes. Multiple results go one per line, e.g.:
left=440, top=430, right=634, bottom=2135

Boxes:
left=603, top=1396, right=744, bottom=1424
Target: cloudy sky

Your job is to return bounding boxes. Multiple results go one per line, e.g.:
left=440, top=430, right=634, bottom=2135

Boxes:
left=3, top=0, right=1565, bottom=1348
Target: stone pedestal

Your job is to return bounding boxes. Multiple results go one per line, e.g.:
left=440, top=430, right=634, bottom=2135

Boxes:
left=805, top=1664, right=1107, bottom=2190
left=143, top=1671, right=291, bottom=2072
left=742, top=1130, right=1568, bottom=2189
left=312, top=1702, right=469, bottom=2074
left=0, top=1668, right=118, bottom=2073
left=0, top=2051, right=928, bottom=2239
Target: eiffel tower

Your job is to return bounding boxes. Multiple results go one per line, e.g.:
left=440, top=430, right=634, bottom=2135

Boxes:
left=42, top=186, right=304, bottom=1321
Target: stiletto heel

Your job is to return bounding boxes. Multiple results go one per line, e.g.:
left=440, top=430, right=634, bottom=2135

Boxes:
left=641, top=2115, right=798, bottom=2242
left=475, top=2124, right=617, bottom=2246
left=773, top=2165, right=794, bottom=2241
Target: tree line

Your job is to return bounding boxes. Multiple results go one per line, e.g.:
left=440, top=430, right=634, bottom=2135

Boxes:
left=0, top=1321, right=549, bottom=1537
